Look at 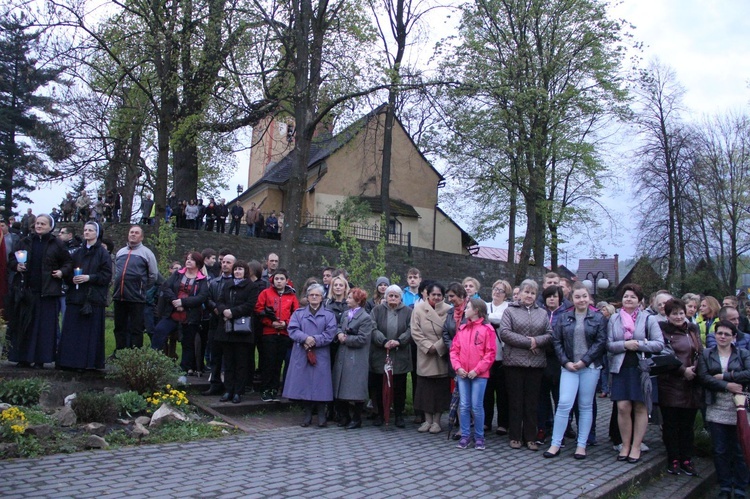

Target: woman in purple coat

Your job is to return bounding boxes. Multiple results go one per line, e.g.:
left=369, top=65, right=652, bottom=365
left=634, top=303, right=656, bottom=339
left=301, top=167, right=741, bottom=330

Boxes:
left=283, top=283, right=338, bottom=427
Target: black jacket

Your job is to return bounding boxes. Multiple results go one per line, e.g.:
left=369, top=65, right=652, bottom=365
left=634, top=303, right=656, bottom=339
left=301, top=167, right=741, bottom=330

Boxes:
left=552, top=308, right=607, bottom=368
left=697, top=344, right=750, bottom=405
left=215, top=278, right=264, bottom=343
left=157, top=269, right=209, bottom=323
left=10, top=233, right=72, bottom=297
left=65, top=241, right=112, bottom=306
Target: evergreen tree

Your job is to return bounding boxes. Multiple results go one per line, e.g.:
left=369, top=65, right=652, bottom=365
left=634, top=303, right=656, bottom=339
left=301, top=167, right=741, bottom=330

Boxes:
left=0, top=15, right=72, bottom=215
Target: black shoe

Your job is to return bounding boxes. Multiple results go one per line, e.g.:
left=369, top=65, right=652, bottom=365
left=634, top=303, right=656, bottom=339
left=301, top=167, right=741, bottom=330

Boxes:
left=627, top=456, right=641, bottom=464
left=15, top=361, right=31, bottom=368
left=617, top=455, right=628, bottom=462
left=573, top=452, right=586, bottom=460
left=203, top=386, right=223, bottom=396
left=232, top=394, right=241, bottom=404
left=680, top=460, right=698, bottom=476
left=667, top=460, right=680, bottom=475
left=395, top=416, right=405, bottom=428
left=372, top=417, right=383, bottom=427
left=345, top=420, right=362, bottom=430
left=543, top=448, right=561, bottom=458
left=301, top=420, right=312, bottom=427
left=317, top=421, right=327, bottom=428
left=219, top=393, right=231, bottom=402
left=337, top=418, right=351, bottom=428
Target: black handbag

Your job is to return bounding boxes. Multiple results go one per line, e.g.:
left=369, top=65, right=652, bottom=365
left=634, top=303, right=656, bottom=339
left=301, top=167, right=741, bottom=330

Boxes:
left=645, top=353, right=682, bottom=376
left=226, top=316, right=252, bottom=333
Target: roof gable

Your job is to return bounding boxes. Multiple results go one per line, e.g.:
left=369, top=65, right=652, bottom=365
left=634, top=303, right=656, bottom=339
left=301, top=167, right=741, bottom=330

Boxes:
left=576, top=258, right=619, bottom=285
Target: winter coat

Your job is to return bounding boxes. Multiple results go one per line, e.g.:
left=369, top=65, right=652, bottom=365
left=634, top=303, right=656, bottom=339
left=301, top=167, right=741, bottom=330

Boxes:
left=9, top=232, right=72, bottom=297
left=255, top=285, right=299, bottom=336
left=411, top=300, right=451, bottom=377
left=157, top=269, right=209, bottom=324
left=552, top=308, right=608, bottom=368
left=369, top=302, right=412, bottom=374
left=184, top=204, right=199, bottom=221
left=697, top=344, right=750, bottom=405
left=215, top=203, right=229, bottom=219
left=112, top=242, right=158, bottom=303
left=657, top=321, right=703, bottom=409
left=284, top=305, right=337, bottom=401
left=606, top=309, right=665, bottom=374
left=332, top=308, right=374, bottom=401
left=449, top=318, right=497, bottom=378
left=214, top=278, right=263, bottom=343
left=324, top=298, right=348, bottom=326
left=499, top=301, right=553, bottom=369
left=65, top=241, right=112, bottom=306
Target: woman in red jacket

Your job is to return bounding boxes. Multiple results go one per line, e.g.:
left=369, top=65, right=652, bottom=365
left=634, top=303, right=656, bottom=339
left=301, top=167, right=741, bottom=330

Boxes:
left=449, top=298, right=497, bottom=450
left=255, top=269, right=299, bottom=402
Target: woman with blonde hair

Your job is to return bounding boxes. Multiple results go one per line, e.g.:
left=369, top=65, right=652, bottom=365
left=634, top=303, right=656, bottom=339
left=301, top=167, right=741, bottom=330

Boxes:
left=696, top=296, right=721, bottom=345
left=462, top=277, right=481, bottom=299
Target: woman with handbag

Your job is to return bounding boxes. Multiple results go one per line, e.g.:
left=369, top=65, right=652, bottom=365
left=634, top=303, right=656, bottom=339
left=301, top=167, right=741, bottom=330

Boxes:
left=152, top=252, right=209, bottom=373
left=607, top=283, right=664, bottom=464
left=215, top=260, right=264, bottom=403
left=657, top=298, right=703, bottom=475
left=284, top=283, right=337, bottom=426
left=697, top=319, right=750, bottom=498
left=57, top=222, right=112, bottom=370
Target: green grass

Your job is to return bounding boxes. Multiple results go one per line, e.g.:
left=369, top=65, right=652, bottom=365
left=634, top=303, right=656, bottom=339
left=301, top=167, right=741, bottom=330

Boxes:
left=103, top=316, right=182, bottom=359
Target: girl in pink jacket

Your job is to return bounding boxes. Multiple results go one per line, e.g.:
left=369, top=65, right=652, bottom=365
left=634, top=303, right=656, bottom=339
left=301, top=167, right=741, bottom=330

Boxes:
left=450, top=298, right=497, bottom=450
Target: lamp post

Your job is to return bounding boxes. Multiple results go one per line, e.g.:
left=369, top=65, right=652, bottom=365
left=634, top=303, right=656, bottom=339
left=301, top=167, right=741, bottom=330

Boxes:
left=236, top=184, right=243, bottom=197
left=582, top=271, right=610, bottom=300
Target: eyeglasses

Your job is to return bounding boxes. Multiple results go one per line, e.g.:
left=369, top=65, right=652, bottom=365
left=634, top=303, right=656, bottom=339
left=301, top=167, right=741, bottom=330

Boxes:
left=492, top=288, right=505, bottom=293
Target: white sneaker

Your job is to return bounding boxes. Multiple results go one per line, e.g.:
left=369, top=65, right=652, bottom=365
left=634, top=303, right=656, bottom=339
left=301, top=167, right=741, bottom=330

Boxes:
left=429, top=422, right=442, bottom=434
left=418, top=422, right=431, bottom=433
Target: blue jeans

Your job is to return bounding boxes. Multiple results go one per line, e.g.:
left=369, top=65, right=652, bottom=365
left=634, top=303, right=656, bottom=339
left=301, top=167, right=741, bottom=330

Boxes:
left=457, top=377, right=488, bottom=439
left=710, top=422, right=750, bottom=495
left=551, top=366, right=599, bottom=448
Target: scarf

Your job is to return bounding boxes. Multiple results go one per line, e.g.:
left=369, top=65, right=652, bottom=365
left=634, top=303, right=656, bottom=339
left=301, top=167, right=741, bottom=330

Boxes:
left=347, top=307, right=361, bottom=321
left=454, top=301, right=466, bottom=326
left=620, top=308, right=638, bottom=340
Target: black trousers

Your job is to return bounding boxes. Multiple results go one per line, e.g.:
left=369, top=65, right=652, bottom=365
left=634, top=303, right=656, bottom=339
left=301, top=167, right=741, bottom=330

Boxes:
left=261, top=334, right=291, bottom=392
left=661, top=406, right=697, bottom=462
left=484, top=361, right=509, bottom=430
left=505, top=366, right=544, bottom=443
left=216, top=218, right=226, bottom=233
left=113, top=301, right=144, bottom=351
left=368, top=372, right=407, bottom=419
left=222, top=342, right=250, bottom=396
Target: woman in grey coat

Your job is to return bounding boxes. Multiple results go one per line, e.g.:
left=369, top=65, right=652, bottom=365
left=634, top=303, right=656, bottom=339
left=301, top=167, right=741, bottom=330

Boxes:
left=332, top=287, right=374, bottom=429
left=283, top=283, right=338, bottom=427
left=369, top=285, right=412, bottom=428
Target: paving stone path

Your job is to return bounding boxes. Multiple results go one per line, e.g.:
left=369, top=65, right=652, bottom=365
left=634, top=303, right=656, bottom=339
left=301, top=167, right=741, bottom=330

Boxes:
left=1, top=397, right=681, bottom=498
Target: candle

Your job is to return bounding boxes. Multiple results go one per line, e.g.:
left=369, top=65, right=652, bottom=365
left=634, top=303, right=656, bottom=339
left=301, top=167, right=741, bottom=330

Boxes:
left=74, top=267, right=82, bottom=289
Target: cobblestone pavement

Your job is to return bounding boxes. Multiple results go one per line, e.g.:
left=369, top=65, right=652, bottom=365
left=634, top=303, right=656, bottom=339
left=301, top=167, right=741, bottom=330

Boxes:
left=2, top=398, right=668, bottom=498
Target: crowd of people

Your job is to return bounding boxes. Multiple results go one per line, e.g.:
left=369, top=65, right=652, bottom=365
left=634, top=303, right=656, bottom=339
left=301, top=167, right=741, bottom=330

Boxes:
left=3, top=216, right=750, bottom=499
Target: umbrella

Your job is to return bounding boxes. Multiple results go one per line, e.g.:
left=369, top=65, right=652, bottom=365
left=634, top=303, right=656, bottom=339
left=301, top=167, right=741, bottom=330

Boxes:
left=382, top=349, right=393, bottom=427
left=733, top=394, right=750, bottom=466
left=637, top=354, right=653, bottom=415
left=446, top=382, right=460, bottom=440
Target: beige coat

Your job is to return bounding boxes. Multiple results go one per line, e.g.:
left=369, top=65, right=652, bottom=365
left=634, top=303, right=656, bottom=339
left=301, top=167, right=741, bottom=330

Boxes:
left=411, top=300, right=451, bottom=377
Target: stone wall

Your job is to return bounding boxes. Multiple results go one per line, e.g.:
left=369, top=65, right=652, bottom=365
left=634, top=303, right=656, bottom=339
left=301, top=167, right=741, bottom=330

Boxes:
left=73, top=223, right=543, bottom=300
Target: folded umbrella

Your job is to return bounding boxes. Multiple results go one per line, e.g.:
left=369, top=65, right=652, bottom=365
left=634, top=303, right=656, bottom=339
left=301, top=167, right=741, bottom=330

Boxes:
left=382, top=350, right=393, bottom=427
left=637, top=354, right=653, bottom=415
left=446, top=382, right=460, bottom=440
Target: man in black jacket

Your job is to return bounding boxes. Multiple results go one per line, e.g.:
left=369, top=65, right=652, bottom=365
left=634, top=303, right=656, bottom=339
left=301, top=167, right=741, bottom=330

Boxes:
left=228, top=201, right=244, bottom=236
left=215, top=198, right=229, bottom=233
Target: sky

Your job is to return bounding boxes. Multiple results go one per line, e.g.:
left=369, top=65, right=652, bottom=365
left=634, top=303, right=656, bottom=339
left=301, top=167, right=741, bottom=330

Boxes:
left=21, top=0, right=750, bottom=266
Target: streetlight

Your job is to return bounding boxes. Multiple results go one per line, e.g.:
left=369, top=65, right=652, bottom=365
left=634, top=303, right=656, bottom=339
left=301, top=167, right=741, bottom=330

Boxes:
left=582, top=271, right=610, bottom=299
left=236, top=184, right=243, bottom=197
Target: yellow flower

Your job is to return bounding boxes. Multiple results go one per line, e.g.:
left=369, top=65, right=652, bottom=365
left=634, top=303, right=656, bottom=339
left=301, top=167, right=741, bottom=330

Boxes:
left=10, top=424, right=26, bottom=434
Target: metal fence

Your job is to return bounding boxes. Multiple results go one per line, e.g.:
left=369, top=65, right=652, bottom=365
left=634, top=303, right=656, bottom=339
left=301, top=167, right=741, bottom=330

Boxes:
left=301, top=214, right=411, bottom=247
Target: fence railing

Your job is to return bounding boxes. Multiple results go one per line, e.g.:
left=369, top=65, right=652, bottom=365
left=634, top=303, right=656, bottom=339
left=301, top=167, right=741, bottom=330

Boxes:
left=301, top=214, right=411, bottom=248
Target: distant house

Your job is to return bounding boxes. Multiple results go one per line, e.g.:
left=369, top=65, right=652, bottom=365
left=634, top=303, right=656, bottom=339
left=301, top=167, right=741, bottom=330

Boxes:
left=235, top=105, right=475, bottom=255
left=556, top=265, right=577, bottom=281
left=472, top=246, right=520, bottom=264
left=614, top=256, right=664, bottom=299
left=576, top=255, right=620, bottom=288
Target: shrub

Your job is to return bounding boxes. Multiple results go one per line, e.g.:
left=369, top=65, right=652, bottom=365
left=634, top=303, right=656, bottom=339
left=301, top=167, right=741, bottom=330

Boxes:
left=71, top=391, right=118, bottom=423
left=0, top=378, right=50, bottom=406
left=115, top=391, right=148, bottom=417
left=106, top=346, right=183, bottom=394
